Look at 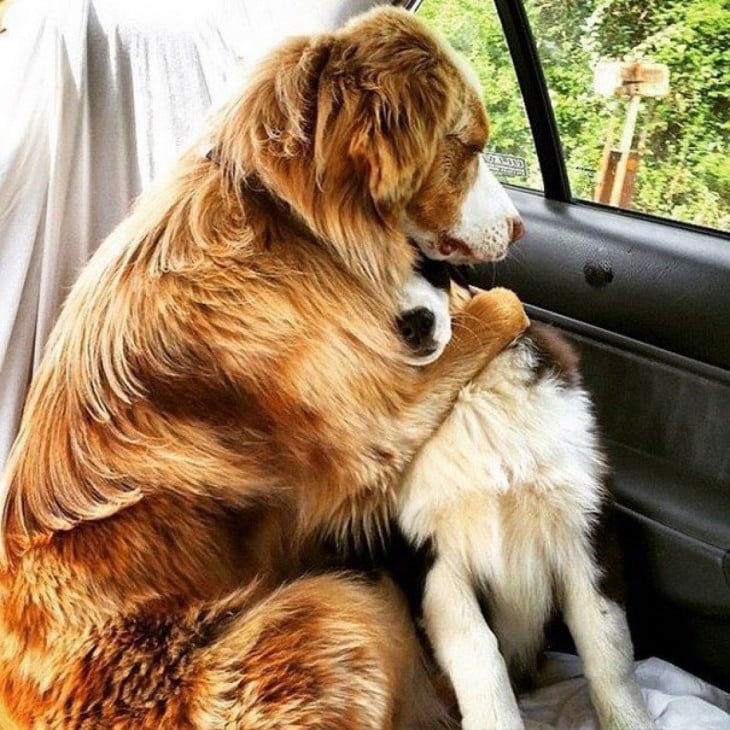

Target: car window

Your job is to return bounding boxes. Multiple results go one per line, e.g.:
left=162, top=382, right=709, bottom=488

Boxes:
left=416, top=0, right=729, bottom=233
left=416, top=0, right=544, bottom=192
left=526, top=0, right=729, bottom=231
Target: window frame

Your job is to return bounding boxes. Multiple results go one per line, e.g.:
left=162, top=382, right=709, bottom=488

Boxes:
left=491, top=0, right=570, bottom=201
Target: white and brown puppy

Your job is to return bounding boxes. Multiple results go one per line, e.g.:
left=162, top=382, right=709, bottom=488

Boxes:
left=396, top=262, right=655, bottom=730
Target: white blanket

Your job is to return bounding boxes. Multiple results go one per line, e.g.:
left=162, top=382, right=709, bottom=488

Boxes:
left=520, top=653, right=730, bottom=729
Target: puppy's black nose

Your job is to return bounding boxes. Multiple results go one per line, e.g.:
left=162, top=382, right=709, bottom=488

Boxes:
left=397, top=307, right=435, bottom=350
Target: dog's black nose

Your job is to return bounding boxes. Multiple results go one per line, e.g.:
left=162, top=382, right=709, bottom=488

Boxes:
left=397, top=307, right=436, bottom=350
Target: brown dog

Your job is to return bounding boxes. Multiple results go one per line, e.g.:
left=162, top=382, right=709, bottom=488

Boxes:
left=0, top=8, right=527, bottom=728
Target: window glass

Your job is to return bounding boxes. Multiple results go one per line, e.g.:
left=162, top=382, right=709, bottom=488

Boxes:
left=417, top=0, right=543, bottom=191
left=418, top=0, right=728, bottom=232
left=526, top=0, right=729, bottom=231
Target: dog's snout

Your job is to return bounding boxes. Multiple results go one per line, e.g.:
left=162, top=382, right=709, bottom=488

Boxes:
left=509, top=217, right=525, bottom=243
left=397, top=307, right=436, bottom=350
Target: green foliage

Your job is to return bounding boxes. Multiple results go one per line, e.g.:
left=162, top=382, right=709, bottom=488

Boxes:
left=417, top=0, right=729, bottom=231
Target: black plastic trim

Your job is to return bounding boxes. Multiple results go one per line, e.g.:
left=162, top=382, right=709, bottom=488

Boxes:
left=615, top=503, right=730, bottom=615
left=398, top=0, right=424, bottom=10
left=526, top=306, right=730, bottom=385
left=607, top=442, right=730, bottom=552
left=491, top=0, right=570, bottom=201
left=561, top=194, right=730, bottom=243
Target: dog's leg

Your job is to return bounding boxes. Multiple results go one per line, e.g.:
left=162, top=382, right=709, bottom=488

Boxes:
left=558, top=542, right=655, bottom=730
left=424, top=288, right=528, bottom=394
left=39, top=575, right=436, bottom=730
left=409, top=288, right=529, bottom=446
left=422, top=557, right=524, bottom=730
left=191, top=573, right=444, bottom=730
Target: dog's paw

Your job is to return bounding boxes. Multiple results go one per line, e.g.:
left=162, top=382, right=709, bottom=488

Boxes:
left=461, top=704, right=525, bottom=730
left=597, top=706, right=656, bottom=730
left=463, top=288, right=529, bottom=346
left=462, top=713, right=525, bottom=730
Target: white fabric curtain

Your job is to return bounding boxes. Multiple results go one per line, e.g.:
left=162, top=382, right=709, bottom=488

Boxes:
left=0, top=0, right=381, bottom=468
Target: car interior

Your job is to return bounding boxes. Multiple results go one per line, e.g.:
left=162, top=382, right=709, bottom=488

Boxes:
left=0, top=0, right=727, bottom=721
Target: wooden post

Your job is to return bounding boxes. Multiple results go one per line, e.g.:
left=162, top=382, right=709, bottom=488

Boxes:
left=594, top=115, right=616, bottom=203
left=610, top=94, right=642, bottom=207
left=593, top=61, right=668, bottom=209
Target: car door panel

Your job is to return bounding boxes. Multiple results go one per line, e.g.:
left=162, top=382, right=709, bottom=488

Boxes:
left=474, top=191, right=730, bottom=689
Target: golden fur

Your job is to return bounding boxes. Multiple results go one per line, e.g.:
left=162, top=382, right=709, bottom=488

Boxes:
left=0, top=8, right=528, bottom=728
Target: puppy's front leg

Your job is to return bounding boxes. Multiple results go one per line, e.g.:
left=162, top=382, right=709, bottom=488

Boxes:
left=558, top=546, right=655, bottom=730
left=423, top=558, right=524, bottom=730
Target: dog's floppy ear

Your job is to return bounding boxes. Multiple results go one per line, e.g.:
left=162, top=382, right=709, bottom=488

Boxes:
left=346, top=74, right=447, bottom=207
left=225, top=33, right=335, bottom=165
left=313, top=9, right=457, bottom=212
left=268, top=36, right=336, bottom=157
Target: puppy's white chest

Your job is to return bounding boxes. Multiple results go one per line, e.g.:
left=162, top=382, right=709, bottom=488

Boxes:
left=399, top=374, right=603, bottom=549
